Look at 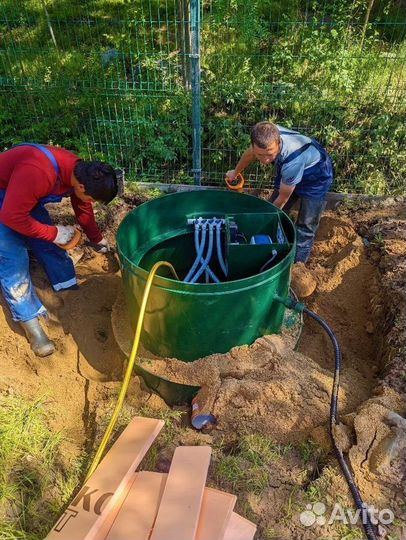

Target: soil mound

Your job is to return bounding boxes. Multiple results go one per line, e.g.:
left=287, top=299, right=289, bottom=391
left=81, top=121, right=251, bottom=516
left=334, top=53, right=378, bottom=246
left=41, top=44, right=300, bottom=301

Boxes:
left=291, top=262, right=317, bottom=297
left=141, top=334, right=369, bottom=443
left=0, top=195, right=404, bottom=540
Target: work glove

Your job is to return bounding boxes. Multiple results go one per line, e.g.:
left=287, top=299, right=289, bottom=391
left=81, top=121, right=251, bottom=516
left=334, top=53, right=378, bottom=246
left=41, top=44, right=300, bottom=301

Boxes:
left=53, top=225, right=76, bottom=245
left=96, top=238, right=110, bottom=253
left=85, top=238, right=111, bottom=253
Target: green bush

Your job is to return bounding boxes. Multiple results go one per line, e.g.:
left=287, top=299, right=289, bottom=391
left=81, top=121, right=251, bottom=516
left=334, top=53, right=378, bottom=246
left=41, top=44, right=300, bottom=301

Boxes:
left=0, top=0, right=404, bottom=193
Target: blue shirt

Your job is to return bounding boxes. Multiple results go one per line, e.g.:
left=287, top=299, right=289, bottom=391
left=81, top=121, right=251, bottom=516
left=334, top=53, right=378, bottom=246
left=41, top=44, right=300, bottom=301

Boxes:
left=275, top=125, right=321, bottom=187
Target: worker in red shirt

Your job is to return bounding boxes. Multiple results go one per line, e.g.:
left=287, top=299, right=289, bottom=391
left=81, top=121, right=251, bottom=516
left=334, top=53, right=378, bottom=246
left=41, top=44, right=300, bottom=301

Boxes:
left=0, top=143, right=118, bottom=357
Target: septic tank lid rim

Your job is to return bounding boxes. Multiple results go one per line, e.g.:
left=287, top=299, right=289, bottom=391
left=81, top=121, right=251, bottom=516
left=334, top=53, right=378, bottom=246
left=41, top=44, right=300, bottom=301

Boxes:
left=117, top=188, right=296, bottom=235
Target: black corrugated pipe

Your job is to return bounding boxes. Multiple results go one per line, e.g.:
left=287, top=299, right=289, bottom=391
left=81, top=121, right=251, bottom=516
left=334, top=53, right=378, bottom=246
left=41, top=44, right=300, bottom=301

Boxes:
left=276, top=295, right=379, bottom=540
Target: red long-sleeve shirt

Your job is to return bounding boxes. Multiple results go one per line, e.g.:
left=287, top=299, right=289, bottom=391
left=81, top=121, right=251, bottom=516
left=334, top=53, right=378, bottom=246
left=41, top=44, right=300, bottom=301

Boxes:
left=0, top=145, right=102, bottom=243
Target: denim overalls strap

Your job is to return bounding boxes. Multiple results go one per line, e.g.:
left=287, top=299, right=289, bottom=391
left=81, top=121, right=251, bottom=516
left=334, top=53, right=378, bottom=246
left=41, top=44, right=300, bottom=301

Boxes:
left=12, top=143, right=60, bottom=176
left=275, top=133, right=333, bottom=199
left=12, top=143, right=72, bottom=203
left=279, top=141, right=313, bottom=166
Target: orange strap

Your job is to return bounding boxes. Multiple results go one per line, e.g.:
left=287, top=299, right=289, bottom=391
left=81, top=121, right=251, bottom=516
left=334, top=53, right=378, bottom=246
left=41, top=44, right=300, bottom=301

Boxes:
left=56, top=228, right=81, bottom=251
left=224, top=172, right=245, bottom=193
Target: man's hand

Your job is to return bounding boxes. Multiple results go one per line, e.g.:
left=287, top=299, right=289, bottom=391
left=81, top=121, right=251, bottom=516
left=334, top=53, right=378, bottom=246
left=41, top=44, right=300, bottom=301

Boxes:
left=85, top=238, right=111, bottom=253
left=272, top=183, right=296, bottom=209
left=96, top=238, right=110, bottom=253
left=226, top=170, right=237, bottom=182
left=53, top=225, right=76, bottom=245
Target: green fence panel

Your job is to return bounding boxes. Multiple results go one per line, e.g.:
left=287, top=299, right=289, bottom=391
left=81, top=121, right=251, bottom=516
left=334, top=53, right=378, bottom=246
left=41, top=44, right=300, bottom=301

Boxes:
left=0, top=1, right=405, bottom=194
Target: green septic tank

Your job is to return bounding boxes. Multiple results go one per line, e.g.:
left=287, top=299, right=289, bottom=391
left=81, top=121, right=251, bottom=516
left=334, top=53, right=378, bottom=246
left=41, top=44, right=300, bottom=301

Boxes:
left=116, top=190, right=296, bottom=369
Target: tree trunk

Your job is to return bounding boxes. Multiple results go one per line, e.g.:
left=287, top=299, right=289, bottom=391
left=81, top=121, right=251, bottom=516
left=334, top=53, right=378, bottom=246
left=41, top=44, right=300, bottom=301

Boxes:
left=360, top=0, right=375, bottom=49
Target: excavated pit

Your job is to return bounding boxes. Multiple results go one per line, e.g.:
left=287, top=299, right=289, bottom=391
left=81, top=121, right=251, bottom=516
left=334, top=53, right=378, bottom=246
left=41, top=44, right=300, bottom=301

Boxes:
left=0, top=197, right=404, bottom=539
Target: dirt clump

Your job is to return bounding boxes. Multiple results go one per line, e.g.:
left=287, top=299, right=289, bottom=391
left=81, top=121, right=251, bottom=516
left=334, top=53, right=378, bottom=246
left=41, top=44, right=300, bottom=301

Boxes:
left=290, top=262, right=317, bottom=297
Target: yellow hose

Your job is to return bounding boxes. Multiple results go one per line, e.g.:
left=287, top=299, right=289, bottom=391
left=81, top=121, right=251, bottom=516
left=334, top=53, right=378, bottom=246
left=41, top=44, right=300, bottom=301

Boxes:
left=85, top=261, right=179, bottom=480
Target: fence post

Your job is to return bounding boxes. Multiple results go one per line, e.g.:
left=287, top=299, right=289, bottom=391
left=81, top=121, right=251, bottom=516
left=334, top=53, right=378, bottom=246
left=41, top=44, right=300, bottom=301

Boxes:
left=190, top=0, right=201, bottom=185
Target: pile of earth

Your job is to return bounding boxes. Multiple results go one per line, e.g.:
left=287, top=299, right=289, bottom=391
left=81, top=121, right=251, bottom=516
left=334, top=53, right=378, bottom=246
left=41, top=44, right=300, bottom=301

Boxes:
left=0, top=193, right=404, bottom=539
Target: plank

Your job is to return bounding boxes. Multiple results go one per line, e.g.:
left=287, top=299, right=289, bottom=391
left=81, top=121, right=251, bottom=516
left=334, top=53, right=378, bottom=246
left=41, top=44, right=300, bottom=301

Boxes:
left=105, top=475, right=235, bottom=540
left=84, top=418, right=165, bottom=540
left=47, top=417, right=164, bottom=540
left=223, top=512, right=257, bottom=540
left=105, top=471, right=167, bottom=540
left=195, top=487, right=236, bottom=540
left=150, top=446, right=212, bottom=540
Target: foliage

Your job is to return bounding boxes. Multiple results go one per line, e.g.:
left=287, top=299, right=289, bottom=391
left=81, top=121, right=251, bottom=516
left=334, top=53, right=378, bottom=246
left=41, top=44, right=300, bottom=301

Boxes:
left=0, top=0, right=404, bottom=193
left=201, top=1, right=405, bottom=194
left=0, top=395, right=83, bottom=539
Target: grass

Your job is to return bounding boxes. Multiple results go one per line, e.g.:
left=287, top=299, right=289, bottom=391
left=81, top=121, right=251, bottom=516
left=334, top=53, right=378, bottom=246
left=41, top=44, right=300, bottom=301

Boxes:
left=215, top=455, right=246, bottom=490
left=302, top=464, right=343, bottom=507
left=214, top=433, right=292, bottom=495
left=239, top=433, right=292, bottom=464
left=297, top=439, right=320, bottom=464
left=336, top=523, right=364, bottom=540
left=1, top=1, right=404, bottom=194
left=306, top=484, right=324, bottom=504
left=0, top=523, right=28, bottom=540
left=0, top=395, right=82, bottom=539
left=138, top=444, right=160, bottom=471
left=137, top=405, right=184, bottom=446
left=124, top=182, right=163, bottom=202
left=371, top=232, right=385, bottom=248
left=82, top=397, right=185, bottom=481
left=262, top=527, right=277, bottom=540
left=282, top=486, right=301, bottom=525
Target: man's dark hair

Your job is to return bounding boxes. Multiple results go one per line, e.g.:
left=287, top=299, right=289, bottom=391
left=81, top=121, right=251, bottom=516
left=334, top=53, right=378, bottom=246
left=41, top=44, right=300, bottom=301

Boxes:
left=250, top=122, right=280, bottom=149
left=74, top=161, right=118, bottom=203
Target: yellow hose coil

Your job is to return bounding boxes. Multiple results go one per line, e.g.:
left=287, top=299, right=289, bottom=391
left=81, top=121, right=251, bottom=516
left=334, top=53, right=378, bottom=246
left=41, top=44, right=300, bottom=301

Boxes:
left=85, top=261, right=179, bottom=480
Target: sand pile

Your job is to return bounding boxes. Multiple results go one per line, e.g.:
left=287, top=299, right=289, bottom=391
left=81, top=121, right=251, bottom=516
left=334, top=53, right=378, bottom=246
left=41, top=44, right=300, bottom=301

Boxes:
left=139, top=333, right=370, bottom=443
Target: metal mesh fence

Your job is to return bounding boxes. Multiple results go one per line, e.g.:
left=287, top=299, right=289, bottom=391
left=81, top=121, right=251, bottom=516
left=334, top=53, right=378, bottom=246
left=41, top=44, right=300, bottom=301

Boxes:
left=0, top=1, right=192, bottom=181
left=0, top=1, right=405, bottom=194
left=201, top=0, right=406, bottom=192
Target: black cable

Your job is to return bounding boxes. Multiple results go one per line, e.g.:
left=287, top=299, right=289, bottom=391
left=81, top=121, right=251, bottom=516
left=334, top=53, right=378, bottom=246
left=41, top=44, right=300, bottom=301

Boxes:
left=303, top=307, right=379, bottom=540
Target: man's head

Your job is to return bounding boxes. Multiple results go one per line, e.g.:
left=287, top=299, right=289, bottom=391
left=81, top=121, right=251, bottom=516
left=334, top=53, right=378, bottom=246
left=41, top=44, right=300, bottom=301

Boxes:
left=72, top=161, right=118, bottom=203
left=250, top=122, right=281, bottom=164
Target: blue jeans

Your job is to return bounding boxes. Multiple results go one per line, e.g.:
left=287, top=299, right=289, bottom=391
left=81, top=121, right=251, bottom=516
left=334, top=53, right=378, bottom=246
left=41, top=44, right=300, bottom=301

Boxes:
left=0, top=191, right=77, bottom=321
left=270, top=190, right=326, bottom=263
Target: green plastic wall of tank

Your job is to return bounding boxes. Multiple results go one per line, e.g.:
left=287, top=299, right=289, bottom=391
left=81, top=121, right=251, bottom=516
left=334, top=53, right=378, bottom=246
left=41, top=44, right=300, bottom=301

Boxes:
left=116, top=190, right=296, bottom=362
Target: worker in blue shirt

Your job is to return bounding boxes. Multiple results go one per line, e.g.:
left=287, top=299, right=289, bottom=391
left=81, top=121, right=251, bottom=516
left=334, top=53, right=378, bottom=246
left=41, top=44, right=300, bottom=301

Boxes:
left=226, top=121, right=334, bottom=264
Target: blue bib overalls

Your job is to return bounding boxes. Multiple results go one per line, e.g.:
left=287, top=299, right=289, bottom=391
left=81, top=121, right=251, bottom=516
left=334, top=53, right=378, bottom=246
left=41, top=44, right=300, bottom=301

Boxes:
left=0, top=144, right=77, bottom=322
left=272, top=133, right=334, bottom=263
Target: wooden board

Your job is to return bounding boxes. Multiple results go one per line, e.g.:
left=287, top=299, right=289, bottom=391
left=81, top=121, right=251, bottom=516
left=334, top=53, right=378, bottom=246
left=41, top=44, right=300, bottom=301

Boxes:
left=150, top=446, right=212, bottom=540
left=105, top=471, right=167, bottom=540
left=195, top=487, right=236, bottom=540
left=223, top=512, right=257, bottom=540
left=47, top=417, right=164, bottom=540
left=106, top=474, right=235, bottom=540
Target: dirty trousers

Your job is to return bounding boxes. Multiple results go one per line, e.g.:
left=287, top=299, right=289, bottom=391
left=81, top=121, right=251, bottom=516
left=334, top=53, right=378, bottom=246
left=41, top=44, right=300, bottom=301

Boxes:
left=270, top=190, right=326, bottom=263
left=0, top=195, right=77, bottom=322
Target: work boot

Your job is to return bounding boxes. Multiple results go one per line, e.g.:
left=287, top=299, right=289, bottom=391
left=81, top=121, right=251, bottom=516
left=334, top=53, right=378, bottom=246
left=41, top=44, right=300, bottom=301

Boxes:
left=291, top=262, right=317, bottom=297
left=20, top=318, right=55, bottom=357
